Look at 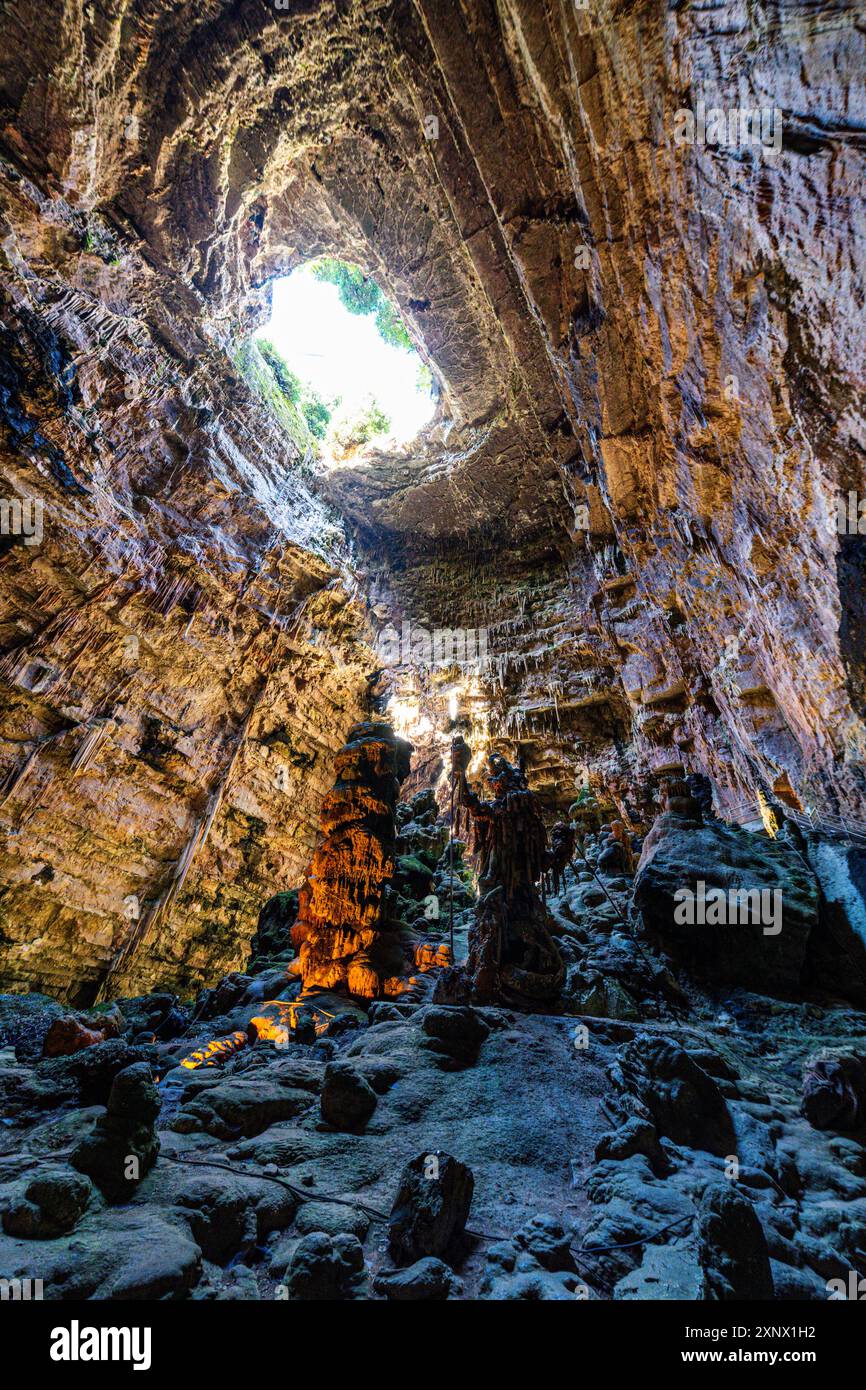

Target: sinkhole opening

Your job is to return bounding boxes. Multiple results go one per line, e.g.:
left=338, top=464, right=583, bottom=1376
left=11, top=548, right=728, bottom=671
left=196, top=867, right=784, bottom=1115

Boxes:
left=249, top=260, right=436, bottom=460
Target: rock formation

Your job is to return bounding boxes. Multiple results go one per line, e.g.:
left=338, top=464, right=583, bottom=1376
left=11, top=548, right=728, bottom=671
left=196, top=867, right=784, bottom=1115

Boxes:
left=70, top=1060, right=161, bottom=1203
left=440, top=737, right=564, bottom=1004
left=0, top=0, right=862, bottom=1001
left=294, top=721, right=414, bottom=998
left=0, top=0, right=865, bottom=1322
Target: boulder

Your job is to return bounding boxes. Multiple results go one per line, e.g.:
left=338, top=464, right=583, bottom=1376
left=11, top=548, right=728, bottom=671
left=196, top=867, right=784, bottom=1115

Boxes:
left=42, top=1012, right=119, bottom=1058
left=801, top=1052, right=866, bottom=1131
left=634, top=816, right=818, bottom=995
left=0, top=1207, right=201, bottom=1299
left=294, top=1202, right=370, bottom=1241
left=419, top=1004, right=490, bottom=1067
left=2, top=1168, right=93, bottom=1238
left=170, top=1072, right=318, bottom=1138
left=71, top=1062, right=160, bottom=1202
left=614, top=1242, right=704, bottom=1300
left=512, top=1213, right=573, bottom=1272
left=697, top=1181, right=774, bottom=1300
left=116, top=992, right=188, bottom=1041
left=595, top=1116, right=669, bottom=1174
left=45, top=1038, right=153, bottom=1106
left=388, top=1151, right=474, bottom=1266
left=319, top=1061, right=377, bottom=1132
left=285, top=1231, right=367, bottom=1300
left=617, top=1036, right=735, bottom=1156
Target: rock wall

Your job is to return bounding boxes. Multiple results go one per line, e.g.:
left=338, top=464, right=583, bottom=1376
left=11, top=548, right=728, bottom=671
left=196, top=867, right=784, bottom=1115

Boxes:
left=0, top=121, right=377, bottom=1002
left=0, top=0, right=864, bottom=996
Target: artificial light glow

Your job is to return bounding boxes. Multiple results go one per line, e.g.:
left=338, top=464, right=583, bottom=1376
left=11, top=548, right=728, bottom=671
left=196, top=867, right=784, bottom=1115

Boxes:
left=757, top=789, right=779, bottom=839
left=249, top=997, right=333, bottom=1041
left=448, top=690, right=458, bottom=721
left=180, top=1031, right=247, bottom=1069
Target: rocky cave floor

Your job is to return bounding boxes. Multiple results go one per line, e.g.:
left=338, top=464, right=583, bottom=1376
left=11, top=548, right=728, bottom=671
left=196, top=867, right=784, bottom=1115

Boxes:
left=2, top=810, right=866, bottom=1302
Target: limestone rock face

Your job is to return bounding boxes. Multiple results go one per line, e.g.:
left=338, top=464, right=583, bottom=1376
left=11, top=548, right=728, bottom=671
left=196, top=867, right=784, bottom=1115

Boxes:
left=296, top=722, right=413, bottom=998
left=634, top=816, right=820, bottom=996
left=0, top=0, right=864, bottom=1006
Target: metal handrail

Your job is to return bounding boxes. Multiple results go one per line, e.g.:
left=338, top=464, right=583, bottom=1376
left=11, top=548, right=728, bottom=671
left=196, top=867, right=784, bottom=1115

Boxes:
left=720, top=799, right=866, bottom=845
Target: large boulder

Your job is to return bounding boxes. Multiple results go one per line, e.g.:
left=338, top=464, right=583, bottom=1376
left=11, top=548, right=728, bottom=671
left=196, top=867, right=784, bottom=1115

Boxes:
left=0, top=1207, right=201, bottom=1299
left=634, top=816, right=818, bottom=995
left=42, top=1011, right=120, bottom=1058
left=71, top=1062, right=160, bottom=1202
left=388, top=1151, right=474, bottom=1266
left=117, top=992, right=189, bottom=1041
left=284, top=1232, right=367, bottom=1300
left=697, top=1181, right=774, bottom=1300
left=418, top=1004, right=490, bottom=1068
left=801, top=1051, right=866, bottom=1131
left=2, top=1168, right=93, bottom=1239
left=374, top=1257, right=461, bottom=1301
left=170, top=1070, right=319, bottom=1139
left=39, top=1038, right=151, bottom=1106
left=614, top=1242, right=704, bottom=1300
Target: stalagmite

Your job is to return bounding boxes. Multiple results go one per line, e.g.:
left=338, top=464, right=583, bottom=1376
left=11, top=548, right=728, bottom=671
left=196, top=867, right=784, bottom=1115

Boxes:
left=295, top=722, right=415, bottom=998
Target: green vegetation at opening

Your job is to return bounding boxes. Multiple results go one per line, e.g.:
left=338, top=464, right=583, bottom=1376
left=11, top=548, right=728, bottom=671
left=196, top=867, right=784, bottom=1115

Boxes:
left=238, top=335, right=396, bottom=456
left=234, top=336, right=333, bottom=454
left=237, top=258, right=431, bottom=454
left=257, top=338, right=332, bottom=440
left=310, top=257, right=413, bottom=352
left=332, top=398, right=393, bottom=453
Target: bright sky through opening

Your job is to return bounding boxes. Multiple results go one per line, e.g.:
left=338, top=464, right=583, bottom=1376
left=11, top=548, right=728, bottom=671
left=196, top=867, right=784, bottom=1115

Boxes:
left=256, top=266, right=435, bottom=446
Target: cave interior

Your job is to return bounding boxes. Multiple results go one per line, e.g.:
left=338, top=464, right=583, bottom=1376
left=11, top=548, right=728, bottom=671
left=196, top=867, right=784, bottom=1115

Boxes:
left=1, top=0, right=866, bottom=1314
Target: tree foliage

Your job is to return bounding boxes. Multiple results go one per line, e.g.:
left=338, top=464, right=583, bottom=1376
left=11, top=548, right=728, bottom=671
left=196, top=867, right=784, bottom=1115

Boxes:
left=334, top=397, right=392, bottom=451
left=257, top=338, right=302, bottom=402
left=237, top=337, right=332, bottom=450
left=311, top=257, right=413, bottom=351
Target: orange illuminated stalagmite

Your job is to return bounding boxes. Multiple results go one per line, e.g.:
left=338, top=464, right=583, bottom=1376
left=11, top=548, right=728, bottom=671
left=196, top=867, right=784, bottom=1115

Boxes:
left=294, top=721, right=414, bottom=998
left=180, top=1030, right=247, bottom=1069
left=248, top=997, right=334, bottom=1041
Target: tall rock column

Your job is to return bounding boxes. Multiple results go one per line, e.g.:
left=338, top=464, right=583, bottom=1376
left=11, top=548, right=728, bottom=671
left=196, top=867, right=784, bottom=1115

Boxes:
left=294, top=722, right=413, bottom=998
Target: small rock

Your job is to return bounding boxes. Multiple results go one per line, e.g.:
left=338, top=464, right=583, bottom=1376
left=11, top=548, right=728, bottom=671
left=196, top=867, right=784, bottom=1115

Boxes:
left=285, top=1231, right=366, bottom=1300
left=374, top=1256, right=461, bottom=1300
left=512, top=1213, right=573, bottom=1272
left=595, top=1117, right=669, bottom=1174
